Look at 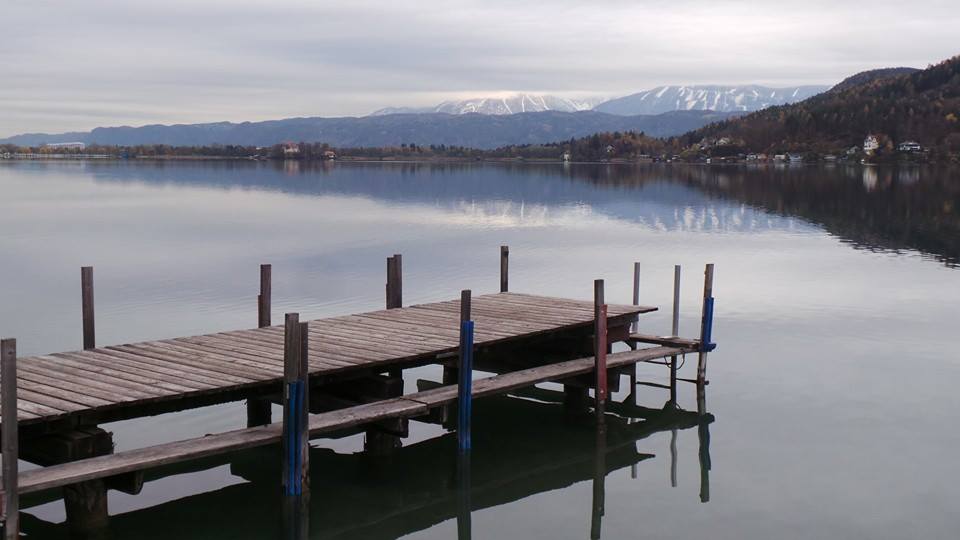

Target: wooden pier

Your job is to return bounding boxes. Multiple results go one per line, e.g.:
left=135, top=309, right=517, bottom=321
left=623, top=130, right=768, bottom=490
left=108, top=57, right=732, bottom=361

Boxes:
left=0, top=248, right=716, bottom=538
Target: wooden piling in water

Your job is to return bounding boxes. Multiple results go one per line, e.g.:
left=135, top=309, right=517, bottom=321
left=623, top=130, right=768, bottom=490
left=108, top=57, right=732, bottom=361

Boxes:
left=81, top=267, right=95, bottom=350
left=1, top=338, right=19, bottom=540
left=386, top=255, right=403, bottom=379
left=670, top=265, right=681, bottom=406
left=629, top=263, right=640, bottom=390
left=248, top=264, right=274, bottom=427
left=499, top=246, right=509, bottom=293
left=696, top=264, right=715, bottom=385
left=458, top=290, right=474, bottom=453
left=258, top=264, right=272, bottom=328
left=593, top=280, right=607, bottom=421
left=281, top=314, right=309, bottom=496
left=297, top=321, right=310, bottom=495
left=386, top=254, right=403, bottom=309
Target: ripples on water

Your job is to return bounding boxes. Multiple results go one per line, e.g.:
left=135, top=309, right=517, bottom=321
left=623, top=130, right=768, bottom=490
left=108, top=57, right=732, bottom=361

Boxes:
left=1, top=160, right=958, bottom=539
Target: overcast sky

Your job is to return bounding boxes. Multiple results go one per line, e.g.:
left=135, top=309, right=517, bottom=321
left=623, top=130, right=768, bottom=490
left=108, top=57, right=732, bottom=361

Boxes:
left=2, top=0, right=958, bottom=137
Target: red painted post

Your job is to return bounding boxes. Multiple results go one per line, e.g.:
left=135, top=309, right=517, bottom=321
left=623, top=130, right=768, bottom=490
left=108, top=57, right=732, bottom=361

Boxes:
left=595, top=305, right=608, bottom=408
left=594, top=277, right=608, bottom=421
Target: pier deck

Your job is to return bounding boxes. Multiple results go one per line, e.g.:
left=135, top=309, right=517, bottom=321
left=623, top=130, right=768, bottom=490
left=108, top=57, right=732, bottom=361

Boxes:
left=0, top=254, right=718, bottom=538
left=0, top=292, right=651, bottom=428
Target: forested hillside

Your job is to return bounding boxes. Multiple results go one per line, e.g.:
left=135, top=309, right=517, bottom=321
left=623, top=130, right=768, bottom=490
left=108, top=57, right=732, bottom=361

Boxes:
left=677, top=56, right=960, bottom=156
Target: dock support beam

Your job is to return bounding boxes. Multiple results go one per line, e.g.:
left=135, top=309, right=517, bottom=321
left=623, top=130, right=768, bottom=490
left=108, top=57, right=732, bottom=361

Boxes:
left=63, top=432, right=112, bottom=536
left=593, top=280, right=607, bottom=422
left=499, top=246, right=509, bottom=293
left=81, top=266, right=95, bottom=350
left=458, top=290, right=474, bottom=453
left=282, top=314, right=309, bottom=497
left=248, top=264, right=273, bottom=427
left=1, top=339, right=18, bottom=540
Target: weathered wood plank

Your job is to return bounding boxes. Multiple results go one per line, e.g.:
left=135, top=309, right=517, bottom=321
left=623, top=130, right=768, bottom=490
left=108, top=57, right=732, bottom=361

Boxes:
left=626, top=333, right=700, bottom=349
left=14, top=367, right=127, bottom=406
left=79, top=348, right=226, bottom=388
left=49, top=352, right=197, bottom=394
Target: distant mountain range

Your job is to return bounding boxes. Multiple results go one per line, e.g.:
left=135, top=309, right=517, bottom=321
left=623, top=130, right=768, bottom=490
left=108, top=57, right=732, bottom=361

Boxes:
left=370, top=86, right=828, bottom=117
left=0, top=110, right=740, bottom=150
left=370, top=93, right=604, bottom=116
left=593, top=85, right=828, bottom=115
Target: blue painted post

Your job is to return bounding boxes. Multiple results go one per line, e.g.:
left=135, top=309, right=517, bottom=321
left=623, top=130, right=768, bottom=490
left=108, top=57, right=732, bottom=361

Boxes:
left=282, top=313, right=309, bottom=497
left=458, top=290, right=473, bottom=453
left=696, top=264, right=715, bottom=385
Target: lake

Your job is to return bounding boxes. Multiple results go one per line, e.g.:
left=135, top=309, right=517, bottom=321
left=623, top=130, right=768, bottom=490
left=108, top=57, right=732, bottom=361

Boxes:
left=0, top=160, right=958, bottom=539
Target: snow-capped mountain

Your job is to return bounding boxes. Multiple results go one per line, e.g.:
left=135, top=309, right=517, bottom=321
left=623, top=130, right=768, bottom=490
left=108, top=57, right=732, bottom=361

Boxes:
left=593, top=85, right=829, bottom=116
left=370, top=94, right=604, bottom=116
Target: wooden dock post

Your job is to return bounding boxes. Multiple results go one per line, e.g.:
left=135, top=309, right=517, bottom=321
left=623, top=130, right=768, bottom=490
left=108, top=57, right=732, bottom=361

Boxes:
left=386, top=254, right=403, bottom=310
left=248, top=264, right=273, bottom=427
left=281, top=314, right=309, bottom=496
left=258, top=264, right=272, bottom=328
left=81, top=266, right=95, bottom=350
left=499, top=246, right=509, bottom=293
left=458, top=290, right=474, bottom=453
left=1, top=339, right=18, bottom=540
left=297, top=321, right=310, bottom=495
left=696, top=264, right=715, bottom=385
left=629, top=263, right=640, bottom=479
left=386, top=255, right=403, bottom=379
left=670, top=265, right=681, bottom=407
left=593, top=280, right=607, bottom=421
left=628, top=263, right=640, bottom=391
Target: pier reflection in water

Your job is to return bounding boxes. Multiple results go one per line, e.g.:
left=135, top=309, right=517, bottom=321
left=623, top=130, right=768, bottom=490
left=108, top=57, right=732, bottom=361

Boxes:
left=19, top=391, right=713, bottom=540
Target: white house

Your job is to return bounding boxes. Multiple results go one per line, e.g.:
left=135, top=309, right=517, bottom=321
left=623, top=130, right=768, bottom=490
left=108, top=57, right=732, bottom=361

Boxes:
left=43, top=142, right=86, bottom=150
left=863, top=135, right=880, bottom=155
left=282, top=142, right=300, bottom=156
left=897, top=141, right=922, bottom=152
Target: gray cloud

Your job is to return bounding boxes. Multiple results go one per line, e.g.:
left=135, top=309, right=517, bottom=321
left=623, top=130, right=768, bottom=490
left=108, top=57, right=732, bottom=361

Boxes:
left=2, top=0, right=958, bottom=136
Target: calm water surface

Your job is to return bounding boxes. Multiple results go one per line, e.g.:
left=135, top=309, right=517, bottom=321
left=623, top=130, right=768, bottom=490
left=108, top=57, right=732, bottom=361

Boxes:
left=0, top=160, right=958, bottom=539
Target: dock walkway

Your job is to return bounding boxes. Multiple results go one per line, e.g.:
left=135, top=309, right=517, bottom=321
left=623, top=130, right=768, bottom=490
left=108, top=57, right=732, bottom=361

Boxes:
left=0, top=253, right=717, bottom=538
left=1, top=292, right=650, bottom=427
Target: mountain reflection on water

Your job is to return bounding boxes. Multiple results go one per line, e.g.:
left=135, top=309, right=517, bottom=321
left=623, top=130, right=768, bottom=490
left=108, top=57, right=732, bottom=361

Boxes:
left=72, top=160, right=960, bottom=267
